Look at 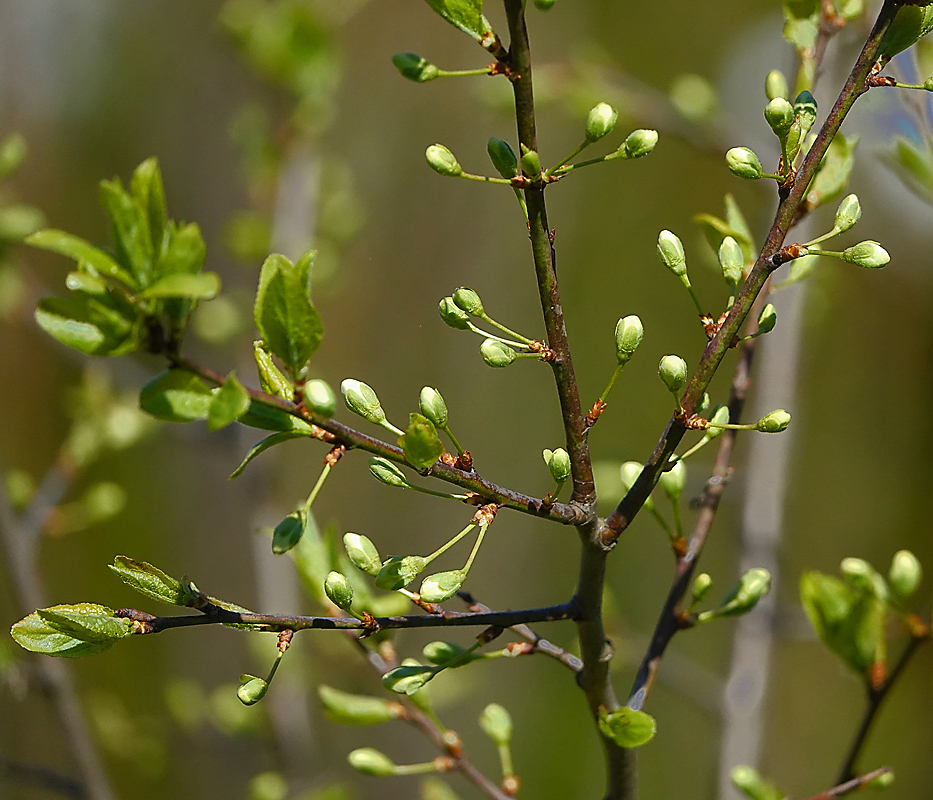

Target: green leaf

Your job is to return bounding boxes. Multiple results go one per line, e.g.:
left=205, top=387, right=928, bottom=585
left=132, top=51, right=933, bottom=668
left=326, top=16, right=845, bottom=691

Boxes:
left=399, top=413, right=444, bottom=471
left=35, top=295, right=141, bottom=357
left=723, top=194, right=754, bottom=261
left=382, top=664, right=436, bottom=695
left=807, top=134, right=859, bottom=209
left=157, top=222, right=207, bottom=277
left=207, top=372, right=251, bottom=432
left=139, top=370, right=213, bottom=423
left=288, top=510, right=330, bottom=603
left=879, top=2, right=933, bottom=63
left=238, top=401, right=314, bottom=433
left=318, top=685, right=401, bottom=725
left=0, top=132, right=27, bottom=180
left=272, top=512, right=304, bottom=555
left=230, top=430, right=310, bottom=479
left=99, top=178, right=154, bottom=286
left=138, top=272, right=221, bottom=301
left=26, top=229, right=134, bottom=286
left=37, top=606, right=133, bottom=644
left=0, top=204, right=45, bottom=242
left=254, top=252, right=323, bottom=375
left=782, top=0, right=818, bottom=52
left=108, top=556, right=190, bottom=605
left=11, top=605, right=123, bottom=658
left=424, top=0, right=489, bottom=40
left=597, top=707, right=657, bottom=748
left=886, top=136, right=933, bottom=206
left=130, top=157, right=168, bottom=258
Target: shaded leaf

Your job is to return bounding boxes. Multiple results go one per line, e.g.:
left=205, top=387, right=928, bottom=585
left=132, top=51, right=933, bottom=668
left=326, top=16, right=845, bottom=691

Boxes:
left=207, top=372, right=251, bottom=432
left=35, top=295, right=140, bottom=357
left=288, top=510, right=329, bottom=603
left=0, top=132, right=27, bottom=180
left=99, top=178, right=154, bottom=286
left=886, top=136, right=933, bottom=205
left=424, top=0, right=488, bottom=40
left=399, top=413, right=444, bottom=471
left=108, top=556, right=190, bottom=605
left=138, top=272, right=220, bottom=301
left=879, top=2, right=933, bottom=64
left=26, top=229, right=134, bottom=286
left=382, top=664, right=435, bottom=695
left=238, top=401, right=314, bottom=433
left=230, top=430, right=310, bottom=479
left=139, top=370, right=213, bottom=423
left=597, top=707, right=657, bottom=748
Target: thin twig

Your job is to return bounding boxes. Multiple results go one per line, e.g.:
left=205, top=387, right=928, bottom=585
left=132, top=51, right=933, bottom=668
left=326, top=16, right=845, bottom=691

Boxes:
left=805, top=766, right=890, bottom=800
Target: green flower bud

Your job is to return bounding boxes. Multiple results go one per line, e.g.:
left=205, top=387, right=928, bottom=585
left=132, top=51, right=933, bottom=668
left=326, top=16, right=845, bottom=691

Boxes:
left=764, top=97, right=794, bottom=137
left=534, top=0, right=556, bottom=9
left=318, top=685, right=401, bottom=725
left=420, top=570, right=466, bottom=603
left=481, top=338, right=516, bottom=367
left=324, top=570, right=354, bottom=611
left=620, top=461, right=655, bottom=512
left=725, top=147, right=764, bottom=180
left=697, top=392, right=711, bottom=414
left=622, top=128, right=658, bottom=158
left=793, top=90, right=818, bottom=136
left=757, top=303, right=777, bottom=335
left=585, top=102, right=618, bottom=143
left=253, top=341, right=293, bottom=401
left=520, top=146, right=541, bottom=177
left=614, top=315, right=644, bottom=364
left=348, top=747, right=397, bottom=776
left=426, top=144, right=462, bottom=177
left=719, top=236, right=744, bottom=286
left=657, top=230, right=687, bottom=276
left=382, top=663, right=435, bottom=695
left=438, top=297, right=472, bottom=330
left=658, top=460, right=686, bottom=501
left=487, top=138, right=518, bottom=179
left=368, top=456, right=409, bottom=488
left=706, top=405, right=730, bottom=439
left=658, top=355, right=688, bottom=394
left=272, top=511, right=304, bottom=555
left=479, top=703, right=513, bottom=745
left=871, top=771, right=895, bottom=789
left=889, top=549, right=922, bottom=599
left=419, top=386, right=449, bottom=429
left=392, top=53, right=440, bottom=83
left=925, top=77, right=933, bottom=91
left=765, top=69, right=788, bottom=100
left=842, top=240, right=889, bottom=268
left=841, top=557, right=889, bottom=602
left=237, top=676, right=269, bottom=706
left=452, top=287, right=485, bottom=316
left=341, top=379, right=387, bottom=426
left=698, top=568, right=771, bottom=621
left=691, top=572, right=713, bottom=604
left=344, top=532, right=382, bottom=576
left=833, top=193, right=861, bottom=233
left=542, top=447, right=571, bottom=484
left=302, top=379, right=336, bottom=417
left=375, top=555, right=426, bottom=591
left=731, top=765, right=780, bottom=799
left=422, top=640, right=478, bottom=665
left=755, top=409, right=791, bottom=432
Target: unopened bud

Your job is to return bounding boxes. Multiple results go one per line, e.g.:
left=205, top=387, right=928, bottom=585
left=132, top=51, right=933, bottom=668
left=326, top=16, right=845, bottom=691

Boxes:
left=253, top=341, right=292, bottom=401
left=324, top=571, right=354, bottom=611
left=622, top=129, right=658, bottom=158
left=426, top=144, right=462, bottom=177
left=543, top=448, right=571, bottom=484
left=392, top=53, right=440, bottom=82
left=438, top=297, right=472, bottom=329
left=719, top=236, right=744, bottom=286
left=452, top=287, right=485, bottom=316
left=585, top=102, right=618, bottom=143
left=479, top=703, right=513, bottom=745
left=833, top=194, right=861, bottom=232
left=341, top=379, right=387, bottom=426
left=698, top=568, right=771, bottom=621
left=925, top=77, right=933, bottom=91
left=841, top=557, right=889, bottom=602
left=534, top=0, right=556, bottom=8
left=842, top=240, right=889, bottom=268
left=725, top=147, right=764, bottom=179
left=757, top=304, right=776, bottom=335
left=369, top=456, right=409, bottom=488
left=731, top=765, right=779, bottom=798
left=480, top=339, right=516, bottom=367
left=419, top=386, right=449, bottom=428
left=658, top=460, right=686, bottom=501
left=706, top=405, right=730, bottom=439
left=375, top=555, right=426, bottom=591
left=272, top=512, right=304, bottom=555
left=794, top=91, right=818, bottom=136
left=657, top=230, right=687, bottom=276
left=691, top=573, right=713, bottom=604
left=871, top=770, right=895, bottom=789
left=615, top=315, right=644, bottom=364
left=889, top=550, right=922, bottom=599
left=420, top=570, right=466, bottom=603
left=658, top=355, right=688, bottom=394
left=344, top=533, right=382, bottom=576
left=487, top=137, right=518, bottom=179
left=348, top=748, right=397, bottom=776
left=302, top=379, right=336, bottom=417
left=620, top=461, right=655, bottom=512
left=520, top=145, right=541, bottom=177
left=237, top=676, right=269, bottom=706
left=756, top=409, right=791, bottom=432
left=318, top=685, right=400, bottom=725
left=765, top=70, right=788, bottom=100
left=764, top=97, right=794, bottom=137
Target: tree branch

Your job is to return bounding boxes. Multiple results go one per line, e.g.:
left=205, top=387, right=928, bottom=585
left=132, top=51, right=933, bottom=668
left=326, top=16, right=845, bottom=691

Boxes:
left=805, top=767, right=890, bottom=800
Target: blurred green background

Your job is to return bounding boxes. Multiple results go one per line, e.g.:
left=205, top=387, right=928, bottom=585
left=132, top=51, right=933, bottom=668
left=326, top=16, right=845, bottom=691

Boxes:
left=1, top=1, right=932, bottom=799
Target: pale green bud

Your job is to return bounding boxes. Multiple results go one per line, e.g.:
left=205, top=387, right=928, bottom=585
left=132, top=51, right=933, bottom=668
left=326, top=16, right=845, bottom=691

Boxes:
left=382, top=663, right=435, bottom=695
left=426, top=144, right=462, bottom=177
left=615, top=315, right=644, bottom=364
left=871, top=771, right=895, bottom=789
left=302, top=379, right=336, bottom=417
left=438, top=296, right=471, bottom=329
left=725, top=147, right=764, bottom=180
left=392, top=53, right=440, bottom=83
left=622, top=129, right=658, bottom=158
left=348, top=748, right=397, bottom=776
left=765, top=70, right=788, bottom=101
left=237, top=676, right=269, bottom=706
left=272, top=512, right=303, bottom=555
left=375, top=555, right=426, bottom=591
left=706, top=405, right=730, bottom=439
left=479, top=703, right=513, bottom=745
left=658, top=460, right=686, bottom=501
left=318, top=685, right=400, bottom=725
left=657, top=230, right=687, bottom=276
left=842, top=240, right=889, bottom=268
left=756, top=409, right=791, bottom=432
left=585, top=102, right=618, bottom=143
left=520, top=145, right=541, bottom=177
left=481, top=339, right=516, bottom=367
left=253, top=341, right=292, bottom=401
left=691, top=573, right=712, bottom=604
left=841, top=557, right=889, bottom=602
left=697, top=392, right=711, bottom=414
left=658, top=355, right=688, bottom=394
left=344, top=533, right=382, bottom=576
left=620, top=461, right=655, bottom=511
left=764, top=97, right=794, bottom=137
left=925, top=77, right=933, bottom=91
left=419, top=386, right=448, bottom=428
left=534, top=0, right=556, bottom=9
left=833, top=194, right=861, bottom=232
left=487, top=137, right=518, bottom=179
left=543, top=448, right=571, bottom=484
left=324, top=571, right=354, bottom=611
left=368, top=456, right=409, bottom=488
left=423, top=641, right=473, bottom=665
left=757, top=304, right=776, bottom=335
left=341, top=379, right=387, bottom=426
left=452, top=287, right=485, bottom=316
left=699, top=568, right=771, bottom=621
left=420, top=570, right=465, bottom=603
left=719, top=236, right=744, bottom=286
left=794, top=91, right=818, bottom=137
left=731, top=765, right=779, bottom=799
left=889, top=549, right=922, bottom=599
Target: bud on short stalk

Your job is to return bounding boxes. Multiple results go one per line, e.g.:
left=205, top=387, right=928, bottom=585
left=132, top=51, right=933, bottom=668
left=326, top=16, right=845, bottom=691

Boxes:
left=718, top=236, right=744, bottom=287
left=479, top=703, right=513, bottom=745
left=341, top=379, right=388, bottom=426
left=841, top=557, right=889, bottom=602
left=237, top=676, right=269, bottom=706
left=622, top=129, right=658, bottom=158
left=615, top=315, right=644, bottom=364
left=756, top=409, right=791, bottom=432
left=842, top=241, right=889, bottom=268
left=725, top=147, right=764, bottom=179
left=889, top=549, right=922, bottom=599
left=302, top=379, right=336, bottom=417
left=585, top=102, right=618, bottom=142
left=481, top=338, right=516, bottom=367
left=452, top=287, right=485, bottom=316
left=833, top=193, right=861, bottom=233
left=658, top=355, right=688, bottom=394
left=392, top=53, right=440, bottom=82
left=438, top=297, right=472, bottom=329
left=764, top=97, right=794, bottom=137
left=487, top=138, right=518, bottom=179
left=658, top=460, right=686, bottom=501
left=324, top=571, right=354, bottom=611
left=691, top=572, right=713, bottom=604
left=698, top=568, right=771, bottom=621
left=426, top=145, right=462, bottom=177
left=344, top=533, right=382, bottom=576
left=348, top=748, right=398, bottom=776
left=369, top=456, right=409, bottom=488
left=765, top=69, right=788, bottom=100
left=419, top=386, right=449, bottom=429
left=793, top=91, right=818, bottom=136
left=520, top=145, right=541, bottom=177
left=657, top=230, right=687, bottom=276
left=543, top=448, right=571, bottom=485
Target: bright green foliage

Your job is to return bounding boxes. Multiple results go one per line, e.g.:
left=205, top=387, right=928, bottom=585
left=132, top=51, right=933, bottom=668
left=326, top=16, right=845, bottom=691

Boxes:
left=375, top=556, right=426, bottom=591
left=108, top=556, right=190, bottom=606
left=695, top=194, right=755, bottom=262
left=318, top=685, right=401, bottom=725
left=253, top=341, right=294, bottom=400
left=878, top=2, right=933, bottom=64
left=12, top=603, right=132, bottom=658
left=698, top=568, right=771, bottom=621
left=730, top=765, right=784, bottom=800
left=140, top=370, right=213, bottom=423
left=423, top=0, right=490, bottom=41
left=597, top=707, right=657, bottom=748
left=399, top=413, right=445, bottom=470
left=208, top=372, right=251, bottom=432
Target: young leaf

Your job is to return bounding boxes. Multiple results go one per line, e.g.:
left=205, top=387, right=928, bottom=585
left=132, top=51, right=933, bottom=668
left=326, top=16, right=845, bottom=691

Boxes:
left=399, top=413, right=445, bottom=471
left=597, top=707, right=657, bottom=748
left=886, top=136, right=933, bottom=205
left=207, top=372, right=251, bottom=432
left=318, top=685, right=401, bottom=726
left=139, top=370, right=213, bottom=423
left=157, top=222, right=207, bottom=277
left=26, top=229, right=135, bottom=286
left=807, top=134, right=859, bottom=209
left=99, top=178, right=154, bottom=286
left=382, top=664, right=435, bottom=695
left=37, top=606, right=134, bottom=644
left=11, top=606, right=123, bottom=658
left=237, top=401, right=314, bottom=433
left=229, top=430, right=311, bottom=479
left=35, top=295, right=141, bottom=357
left=0, top=132, right=27, bottom=180
left=130, top=157, right=168, bottom=257
left=108, top=556, right=190, bottom=605
left=424, top=0, right=489, bottom=41
left=288, top=510, right=330, bottom=603
left=138, top=272, right=221, bottom=301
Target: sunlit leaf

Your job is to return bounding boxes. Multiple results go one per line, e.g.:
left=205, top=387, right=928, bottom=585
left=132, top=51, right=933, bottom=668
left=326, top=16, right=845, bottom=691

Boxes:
left=109, top=556, right=190, bottom=606
left=597, top=707, right=657, bottom=748
left=139, top=370, right=213, bottom=423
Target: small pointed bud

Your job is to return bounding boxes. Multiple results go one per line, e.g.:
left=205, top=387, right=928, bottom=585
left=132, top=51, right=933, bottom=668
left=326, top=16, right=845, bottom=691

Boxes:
left=697, top=392, right=711, bottom=414
left=756, top=409, right=791, bottom=432
left=585, top=102, right=618, bottom=143
left=706, top=405, right=730, bottom=439
left=698, top=568, right=771, bottom=621
left=658, top=460, right=686, bottom=501
left=344, top=533, right=382, bottom=576
left=841, top=557, right=889, bottom=602
left=889, top=550, right=922, bottom=599
left=658, top=355, right=688, bottom=394
left=725, top=147, right=764, bottom=180
left=479, top=703, right=513, bottom=745
left=842, top=240, right=889, bottom=268
left=392, top=53, right=440, bottom=83
left=543, top=448, right=571, bottom=484
left=348, top=748, right=397, bottom=776
left=487, top=137, right=518, bottom=179
left=793, top=90, right=818, bottom=135
left=237, top=676, right=269, bottom=706
left=719, top=236, right=744, bottom=286
left=615, top=315, right=644, bottom=364
left=520, top=145, right=541, bottom=177
left=480, top=339, right=516, bottom=367
left=426, top=144, right=462, bottom=177
left=756, top=304, right=777, bottom=335
left=764, top=97, right=795, bottom=137
left=324, top=571, right=354, bottom=611
left=253, top=341, right=293, bottom=401
left=622, top=128, right=658, bottom=158
left=368, top=456, right=409, bottom=488
left=765, top=69, right=788, bottom=100
left=420, top=570, right=466, bottom=603
left=341, top=379, right=387, bottom=426
left=375, top=555, right=426, bottom=591
left=318, top=685, right=401, bottom=725
left=833, top=194, right=861, bottom=232
left=302, top=379, right=336, bottom=417
left=452, top=287, right=485, bottom=316
left=438, top=297, right=472, bottom=330
left=272, top=511, right=304, bottom=555
left=419, top=387, right=449, bottom=429
left=691, top=572, right=713, bottom=604
left=657, top=230, right=687, bottom=276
